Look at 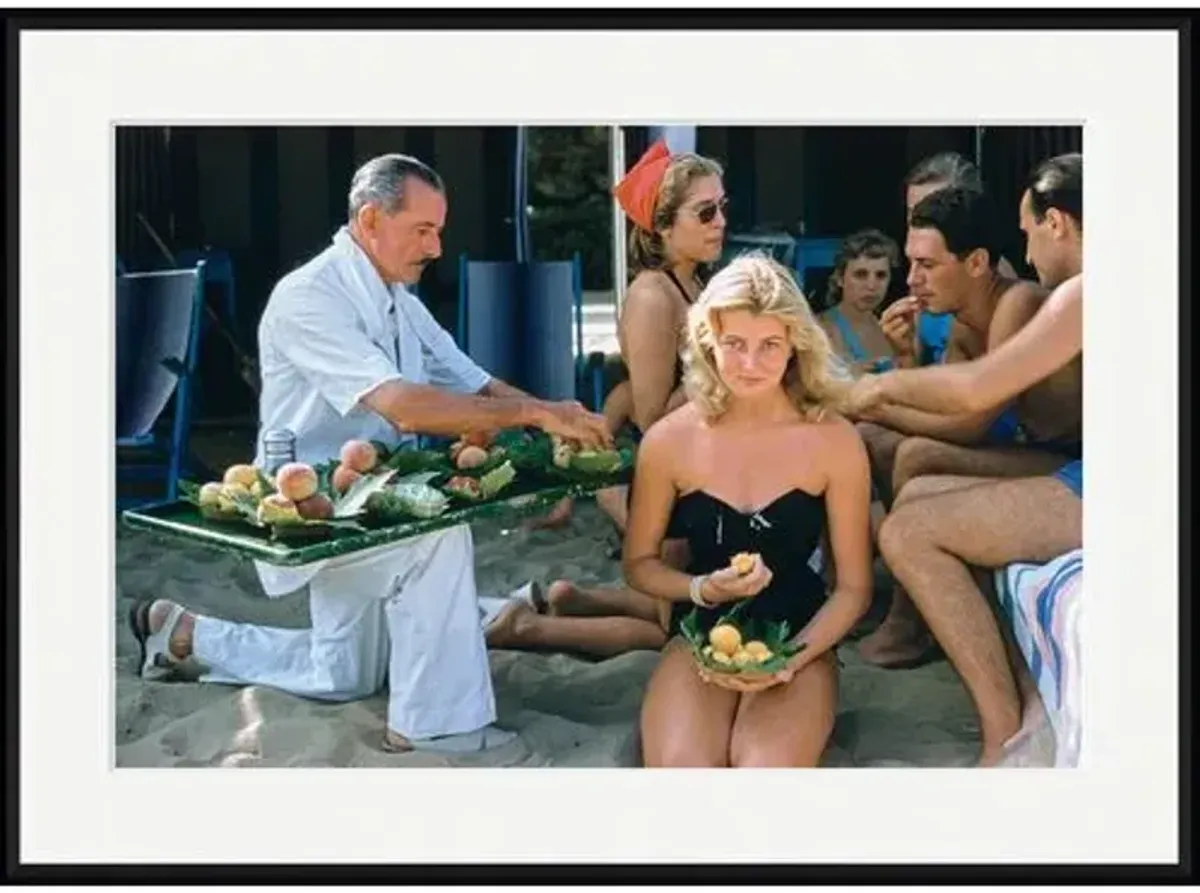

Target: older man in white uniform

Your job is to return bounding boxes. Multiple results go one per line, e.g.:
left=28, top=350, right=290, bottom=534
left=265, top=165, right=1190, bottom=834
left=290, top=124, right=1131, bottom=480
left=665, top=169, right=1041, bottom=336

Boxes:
left=131, top=154, right=611, bottom=753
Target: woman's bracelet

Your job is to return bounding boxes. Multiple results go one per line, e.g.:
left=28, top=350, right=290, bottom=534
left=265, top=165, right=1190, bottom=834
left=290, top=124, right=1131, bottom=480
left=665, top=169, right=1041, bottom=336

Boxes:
left=689, top=574, right=715, bottom=608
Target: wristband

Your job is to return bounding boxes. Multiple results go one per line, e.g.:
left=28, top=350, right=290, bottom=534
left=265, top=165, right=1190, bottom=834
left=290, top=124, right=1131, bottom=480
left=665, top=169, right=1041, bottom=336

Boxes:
left=689, top=574, right=715, bottom=608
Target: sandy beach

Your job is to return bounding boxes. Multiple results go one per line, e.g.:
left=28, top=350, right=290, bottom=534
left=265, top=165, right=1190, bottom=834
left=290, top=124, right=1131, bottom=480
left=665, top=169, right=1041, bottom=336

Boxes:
left=114, top=493, right=1001, bottom=769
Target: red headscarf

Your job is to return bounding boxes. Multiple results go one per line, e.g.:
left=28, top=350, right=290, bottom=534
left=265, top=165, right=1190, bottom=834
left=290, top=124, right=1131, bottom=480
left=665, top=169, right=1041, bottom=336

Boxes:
left=612, top=139, right=672, bottom=233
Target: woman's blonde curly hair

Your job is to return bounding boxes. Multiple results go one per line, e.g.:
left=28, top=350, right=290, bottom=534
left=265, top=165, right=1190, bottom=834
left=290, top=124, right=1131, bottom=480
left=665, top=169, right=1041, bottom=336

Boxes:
left=681, top=253, right=852, bottom=422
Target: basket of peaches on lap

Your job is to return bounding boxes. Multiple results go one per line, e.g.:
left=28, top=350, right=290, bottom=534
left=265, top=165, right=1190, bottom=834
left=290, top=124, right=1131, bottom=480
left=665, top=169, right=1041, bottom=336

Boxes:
left=679, top=552, right=805, bottom=691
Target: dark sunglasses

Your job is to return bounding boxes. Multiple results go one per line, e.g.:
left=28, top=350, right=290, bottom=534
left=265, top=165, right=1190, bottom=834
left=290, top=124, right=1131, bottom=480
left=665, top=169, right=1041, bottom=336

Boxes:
left=689, top=196, right=729, bottom=225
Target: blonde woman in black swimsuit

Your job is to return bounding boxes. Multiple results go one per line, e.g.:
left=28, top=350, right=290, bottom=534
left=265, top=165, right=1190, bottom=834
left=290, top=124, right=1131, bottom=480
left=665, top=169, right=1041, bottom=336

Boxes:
left=625, top=254, right=873, bottom=767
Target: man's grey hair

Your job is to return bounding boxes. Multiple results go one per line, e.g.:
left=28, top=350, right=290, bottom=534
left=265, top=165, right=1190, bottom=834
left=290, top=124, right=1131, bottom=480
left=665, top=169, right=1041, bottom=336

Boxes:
left=904, top=151, right=982, bottom=192
left=347, top=153, right=445, bottom=219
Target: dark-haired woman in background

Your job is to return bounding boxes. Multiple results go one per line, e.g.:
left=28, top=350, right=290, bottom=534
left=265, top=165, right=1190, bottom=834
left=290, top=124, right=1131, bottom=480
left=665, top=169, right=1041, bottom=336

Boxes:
left=819, top=228, right=903, bottom=376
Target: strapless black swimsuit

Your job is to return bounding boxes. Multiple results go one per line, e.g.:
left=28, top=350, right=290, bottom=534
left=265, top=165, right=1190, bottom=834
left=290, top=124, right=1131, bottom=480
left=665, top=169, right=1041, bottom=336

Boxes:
left=666, top=488, right=829, bottom=638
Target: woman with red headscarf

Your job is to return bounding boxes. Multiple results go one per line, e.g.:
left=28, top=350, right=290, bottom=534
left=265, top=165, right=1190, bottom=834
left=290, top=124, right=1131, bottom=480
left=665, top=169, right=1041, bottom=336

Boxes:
left=529, top=142, right=726, bottom=530
left=499, top=141, right=730, bottom=654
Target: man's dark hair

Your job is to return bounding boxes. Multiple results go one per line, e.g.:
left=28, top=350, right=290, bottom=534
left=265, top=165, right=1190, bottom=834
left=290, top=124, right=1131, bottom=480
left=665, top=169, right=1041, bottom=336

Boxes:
left=909, top=186, right=1004, bottom=268
left=1027, top=152, right=1082, bottom=228
left=904, top=151, right=983, bottom=192
left=347, top=153, right=444, bottom=219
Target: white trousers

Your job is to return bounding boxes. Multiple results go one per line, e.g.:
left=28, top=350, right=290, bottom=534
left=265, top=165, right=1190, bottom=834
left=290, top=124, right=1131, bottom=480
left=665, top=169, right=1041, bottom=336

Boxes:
left=191, top=525, right=496, bottom=740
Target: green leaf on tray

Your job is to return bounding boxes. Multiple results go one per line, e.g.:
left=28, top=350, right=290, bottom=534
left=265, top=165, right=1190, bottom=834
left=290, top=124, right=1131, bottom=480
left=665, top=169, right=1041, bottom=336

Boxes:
left=478, top=460, right=517, bottom=499
left=364, top=481, right=450, bottom=522
left=382, top=448, right=452, bottom=475
left=569, top=449, right=625, bottom=474
left=332, top=468, right=398, bottom=518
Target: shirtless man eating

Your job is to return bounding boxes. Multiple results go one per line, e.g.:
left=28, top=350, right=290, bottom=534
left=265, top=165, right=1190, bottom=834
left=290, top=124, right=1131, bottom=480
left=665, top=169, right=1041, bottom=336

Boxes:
left=853, top=185, right=1082, bottom=666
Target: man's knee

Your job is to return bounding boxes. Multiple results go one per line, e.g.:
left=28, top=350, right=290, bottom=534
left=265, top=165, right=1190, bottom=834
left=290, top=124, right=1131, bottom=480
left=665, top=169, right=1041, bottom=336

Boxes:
left=892, top=436, right=949, bottom=491
left=892, top=474, right=947, bottom=509
left=877, top=504, right=930, bottom=566
left=856, top=421, right=896, bottom=456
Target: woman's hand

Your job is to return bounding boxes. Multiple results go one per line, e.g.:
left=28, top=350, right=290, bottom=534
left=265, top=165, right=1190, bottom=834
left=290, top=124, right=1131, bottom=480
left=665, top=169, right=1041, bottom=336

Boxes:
left=699, top=556, right=773, bottom=605
left=770, top=643, right=811, bottom=685
left=696, top=663, right=782, bottom=693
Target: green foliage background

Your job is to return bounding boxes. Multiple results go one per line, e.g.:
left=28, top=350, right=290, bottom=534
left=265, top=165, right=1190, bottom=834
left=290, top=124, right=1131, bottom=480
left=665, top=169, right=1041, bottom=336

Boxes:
left=527, top=126, right=614, bottom=291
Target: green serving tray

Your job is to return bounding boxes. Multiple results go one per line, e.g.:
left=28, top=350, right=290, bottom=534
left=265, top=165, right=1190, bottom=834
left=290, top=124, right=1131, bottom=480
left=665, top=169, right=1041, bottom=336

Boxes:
left=122, top=472, right=630, bottom=567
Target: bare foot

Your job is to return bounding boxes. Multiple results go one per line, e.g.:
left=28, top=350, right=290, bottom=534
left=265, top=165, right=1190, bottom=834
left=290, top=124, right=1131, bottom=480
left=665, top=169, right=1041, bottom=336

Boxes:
left=986, top=714, right=1056, bottom=768
left=484, top=599, right=538, bottom=649
left=525, top=496, right=574, bottom=531
left=856, top=618, right=938, bottom=668
left=148, top=599, right=194, bottom=660
left=382, top=728, right=414, bottom=753
left=545, top=580, right=582, bottom=616
left=976, top=746, right=1007, bottom=768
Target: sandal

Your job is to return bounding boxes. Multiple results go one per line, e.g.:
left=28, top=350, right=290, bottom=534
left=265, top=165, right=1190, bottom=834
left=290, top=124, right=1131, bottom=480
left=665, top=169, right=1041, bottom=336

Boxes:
left=128, top=598, right=189, bottom=678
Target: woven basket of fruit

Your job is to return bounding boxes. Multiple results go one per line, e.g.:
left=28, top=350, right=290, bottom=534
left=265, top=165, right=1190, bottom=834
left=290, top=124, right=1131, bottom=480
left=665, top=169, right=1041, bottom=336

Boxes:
left=679, top=580, right=805, bottom=681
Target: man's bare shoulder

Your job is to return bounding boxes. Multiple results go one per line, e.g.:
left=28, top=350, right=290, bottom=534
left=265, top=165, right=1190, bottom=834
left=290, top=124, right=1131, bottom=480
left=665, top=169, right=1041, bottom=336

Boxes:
left=999, top=276, right=1051, bottom=308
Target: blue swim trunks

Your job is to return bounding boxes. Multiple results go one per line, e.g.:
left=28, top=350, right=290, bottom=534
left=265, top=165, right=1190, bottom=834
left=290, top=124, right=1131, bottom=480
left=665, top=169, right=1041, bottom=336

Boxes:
left=1052, top=459, right=1083, bottom=499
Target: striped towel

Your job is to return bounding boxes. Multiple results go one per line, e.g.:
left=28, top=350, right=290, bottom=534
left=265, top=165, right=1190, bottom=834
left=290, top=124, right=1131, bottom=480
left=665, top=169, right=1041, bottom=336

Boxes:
left=994, top=549, right=1084, bottom=768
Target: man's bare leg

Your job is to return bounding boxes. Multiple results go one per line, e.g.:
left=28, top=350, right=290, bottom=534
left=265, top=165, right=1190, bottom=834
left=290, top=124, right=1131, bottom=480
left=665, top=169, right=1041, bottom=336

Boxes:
left=860, top=439, right=1074, bottom=668
left=855, top=421, right=929, bottom=663
left=856, top=422, right=907, bottom=506
left=877, top=475, right=1081, bottom=765
left=858, top=475, right=997, bottom=666
left=892, top=438, right=1073, bottom=497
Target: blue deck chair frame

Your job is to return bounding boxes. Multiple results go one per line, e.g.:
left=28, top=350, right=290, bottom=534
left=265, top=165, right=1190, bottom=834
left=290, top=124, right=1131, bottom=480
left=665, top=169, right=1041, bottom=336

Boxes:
left=456, top=252, right=605, bottom=412
left=175, top=247, right=238, bottom=335
left=721, top=232, right=797, bottom=270
left=116, top=262, right=207, bottom=509
left=791, top=237, right=841, bottom=293
left=567, top=253, right=608, bottom=413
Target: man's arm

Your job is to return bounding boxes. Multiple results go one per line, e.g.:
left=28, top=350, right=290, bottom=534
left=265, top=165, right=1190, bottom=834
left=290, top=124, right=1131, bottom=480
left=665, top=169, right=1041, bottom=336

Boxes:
left=858, top=282, right=1050, bottom=442
left=479, top=378, right=530, bottom=400
left=363, top=379, right=545, bottom=436
left=860, top=274, right=1083, bottom=417
left=273, top=286, right=609, bottom=446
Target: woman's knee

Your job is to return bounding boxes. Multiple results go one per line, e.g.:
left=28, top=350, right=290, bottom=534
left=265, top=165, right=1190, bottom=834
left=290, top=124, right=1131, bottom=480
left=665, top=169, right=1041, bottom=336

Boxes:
left=729, top=741, right=823, bottom=768
left=642, top=733, right=728, bottom=768
left=729, top=711, right=833, bottom=767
